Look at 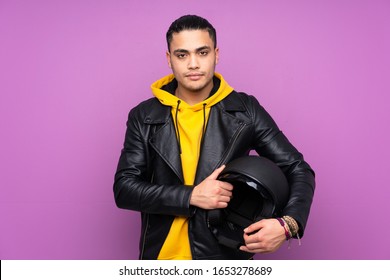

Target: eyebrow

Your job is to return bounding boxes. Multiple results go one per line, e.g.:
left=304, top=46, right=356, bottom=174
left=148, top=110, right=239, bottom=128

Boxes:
left=172, top=45, right=212, bottom=55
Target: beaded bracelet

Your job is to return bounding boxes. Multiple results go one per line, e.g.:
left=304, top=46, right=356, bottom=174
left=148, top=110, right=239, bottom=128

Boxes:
left=282, top=216, right=299, bottom=237
left=282, top=216, right=302, bottom=246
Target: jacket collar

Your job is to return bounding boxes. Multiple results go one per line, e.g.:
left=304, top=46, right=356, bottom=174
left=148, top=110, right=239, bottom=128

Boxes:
left=219, top=92, right=247, bottom=112
left=143, top=98, right=171, bottom=125
left=144, top=90, right=246, bottom=124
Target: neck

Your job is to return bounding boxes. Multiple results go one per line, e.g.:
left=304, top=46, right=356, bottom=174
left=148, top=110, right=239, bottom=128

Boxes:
left=175, top=83, right=213, bottom=106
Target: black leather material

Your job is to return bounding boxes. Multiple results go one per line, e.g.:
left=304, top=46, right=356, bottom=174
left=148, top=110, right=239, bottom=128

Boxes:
left=114, top=91, right=315, bottom=259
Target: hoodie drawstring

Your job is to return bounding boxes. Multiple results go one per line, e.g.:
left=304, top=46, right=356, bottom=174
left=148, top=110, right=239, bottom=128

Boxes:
left=201, top=103, right=207, bottom=145
left=175, top=100, right=182, bottom=154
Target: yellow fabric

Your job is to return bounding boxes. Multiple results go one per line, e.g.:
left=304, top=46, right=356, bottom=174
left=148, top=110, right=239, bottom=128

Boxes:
left=151, top=73, right=233, bottom=260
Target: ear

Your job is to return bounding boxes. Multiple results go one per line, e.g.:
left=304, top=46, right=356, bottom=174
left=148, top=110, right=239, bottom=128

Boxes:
left=166, top=51, right=172, bottom=68
left=215, top=47, right=219, bottom=65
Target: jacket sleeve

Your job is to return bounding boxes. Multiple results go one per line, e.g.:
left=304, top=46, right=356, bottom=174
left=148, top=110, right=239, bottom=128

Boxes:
left=113, top=106, right=195, bottom=217
left=249, top=96, right=315, bottom=237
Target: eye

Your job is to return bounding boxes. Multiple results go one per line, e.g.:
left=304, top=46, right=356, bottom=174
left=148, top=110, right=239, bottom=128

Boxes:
left=199, top=51, right=209, bottom=56
left=176, top=53, right=187, bottom=59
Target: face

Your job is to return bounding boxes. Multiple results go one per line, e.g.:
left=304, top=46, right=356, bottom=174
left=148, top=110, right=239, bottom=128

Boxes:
left=166, top=29, right=219, bottom=96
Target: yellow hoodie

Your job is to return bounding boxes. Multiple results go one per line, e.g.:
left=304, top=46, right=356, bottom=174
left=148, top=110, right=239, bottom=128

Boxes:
left=150, top=72, right=233, bottom=259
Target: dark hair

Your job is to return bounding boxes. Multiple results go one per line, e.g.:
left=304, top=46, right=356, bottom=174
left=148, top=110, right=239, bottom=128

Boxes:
left=166, top=15, right=217, bottom=51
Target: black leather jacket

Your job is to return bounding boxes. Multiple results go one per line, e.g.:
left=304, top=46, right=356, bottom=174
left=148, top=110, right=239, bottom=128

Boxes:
left=114, top=90, right=315, bottom=259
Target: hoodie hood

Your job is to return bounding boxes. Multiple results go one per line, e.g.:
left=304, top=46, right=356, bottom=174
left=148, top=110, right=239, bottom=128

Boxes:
left=151, top=72, right=233, bottom=111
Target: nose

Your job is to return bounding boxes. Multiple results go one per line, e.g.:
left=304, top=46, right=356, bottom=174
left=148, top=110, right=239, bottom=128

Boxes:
left=188, top=54, right=199, bottom=69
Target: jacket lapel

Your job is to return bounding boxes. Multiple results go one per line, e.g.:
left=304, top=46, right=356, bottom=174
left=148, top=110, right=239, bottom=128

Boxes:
left=146, top=100, right=184, bottom=183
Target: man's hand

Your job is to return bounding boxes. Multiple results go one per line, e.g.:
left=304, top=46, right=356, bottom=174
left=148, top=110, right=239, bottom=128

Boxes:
left=190, top=165, right=233, bottom=209
left=239, top=218, right=286, bottom=254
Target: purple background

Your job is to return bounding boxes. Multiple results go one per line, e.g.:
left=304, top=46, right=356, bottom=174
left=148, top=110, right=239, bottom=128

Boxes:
left=1, top=0, right=389, bottom=260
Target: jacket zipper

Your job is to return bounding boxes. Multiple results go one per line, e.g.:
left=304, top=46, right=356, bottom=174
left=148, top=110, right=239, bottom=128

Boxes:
left=206, top=122, right=246, bottom=229
left=192, top=122, right=247, bottom=259
left=218, top=122, right=247, bottom=166
left=140, top=171, right=154, bottom=259
left=139, top=213, right=149, bottom=259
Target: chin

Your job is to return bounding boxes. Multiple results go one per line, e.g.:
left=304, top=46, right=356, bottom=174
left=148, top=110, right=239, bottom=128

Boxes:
left=187, top=85, right=208, bottom=93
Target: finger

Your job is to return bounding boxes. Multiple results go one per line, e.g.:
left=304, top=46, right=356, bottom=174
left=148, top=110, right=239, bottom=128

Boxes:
left=216, top=201, right=229, bottom=208
left=218, top=194, right=232, bottom=203
left=219, top=181, right=233, bottom=191
left=220, top=190, right=233, bottom=198
left=243, top=232, right=262, bottom=245
left=239, top=245, right=250, bottom=252
left=242, top=232, right=265, bottom=249
left=214, top=185, right=233, bottom=197
left=244, top=241, right=263, bottom=250
left=243, top=220, right=265, bottom=234
left=207, top=165, right=226, bottom=180
left=240, top=243, right=265, bottom=252
left=239, top=245, right=263, bottom=253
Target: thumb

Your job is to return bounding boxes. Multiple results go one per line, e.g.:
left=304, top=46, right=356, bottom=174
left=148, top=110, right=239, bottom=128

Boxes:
left=207, top=165, right=226, bottom=180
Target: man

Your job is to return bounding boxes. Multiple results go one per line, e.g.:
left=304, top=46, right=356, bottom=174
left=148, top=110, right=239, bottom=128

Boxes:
left=114, top=15, right=315, bottom=260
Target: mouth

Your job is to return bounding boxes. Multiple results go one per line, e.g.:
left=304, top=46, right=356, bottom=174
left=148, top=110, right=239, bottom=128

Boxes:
left=185, top=73, right=204, bottom=81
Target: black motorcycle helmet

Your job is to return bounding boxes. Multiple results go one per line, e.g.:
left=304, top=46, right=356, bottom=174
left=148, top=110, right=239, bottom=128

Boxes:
left=207, top=155, right=290, bottom=253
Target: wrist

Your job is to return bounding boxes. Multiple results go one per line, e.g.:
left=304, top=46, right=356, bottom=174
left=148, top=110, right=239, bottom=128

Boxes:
left=189, top=187, right=198, bottom=206
left=282, top=216, right=299, bottom=237
left=276, top=218, right=292, bottom=240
